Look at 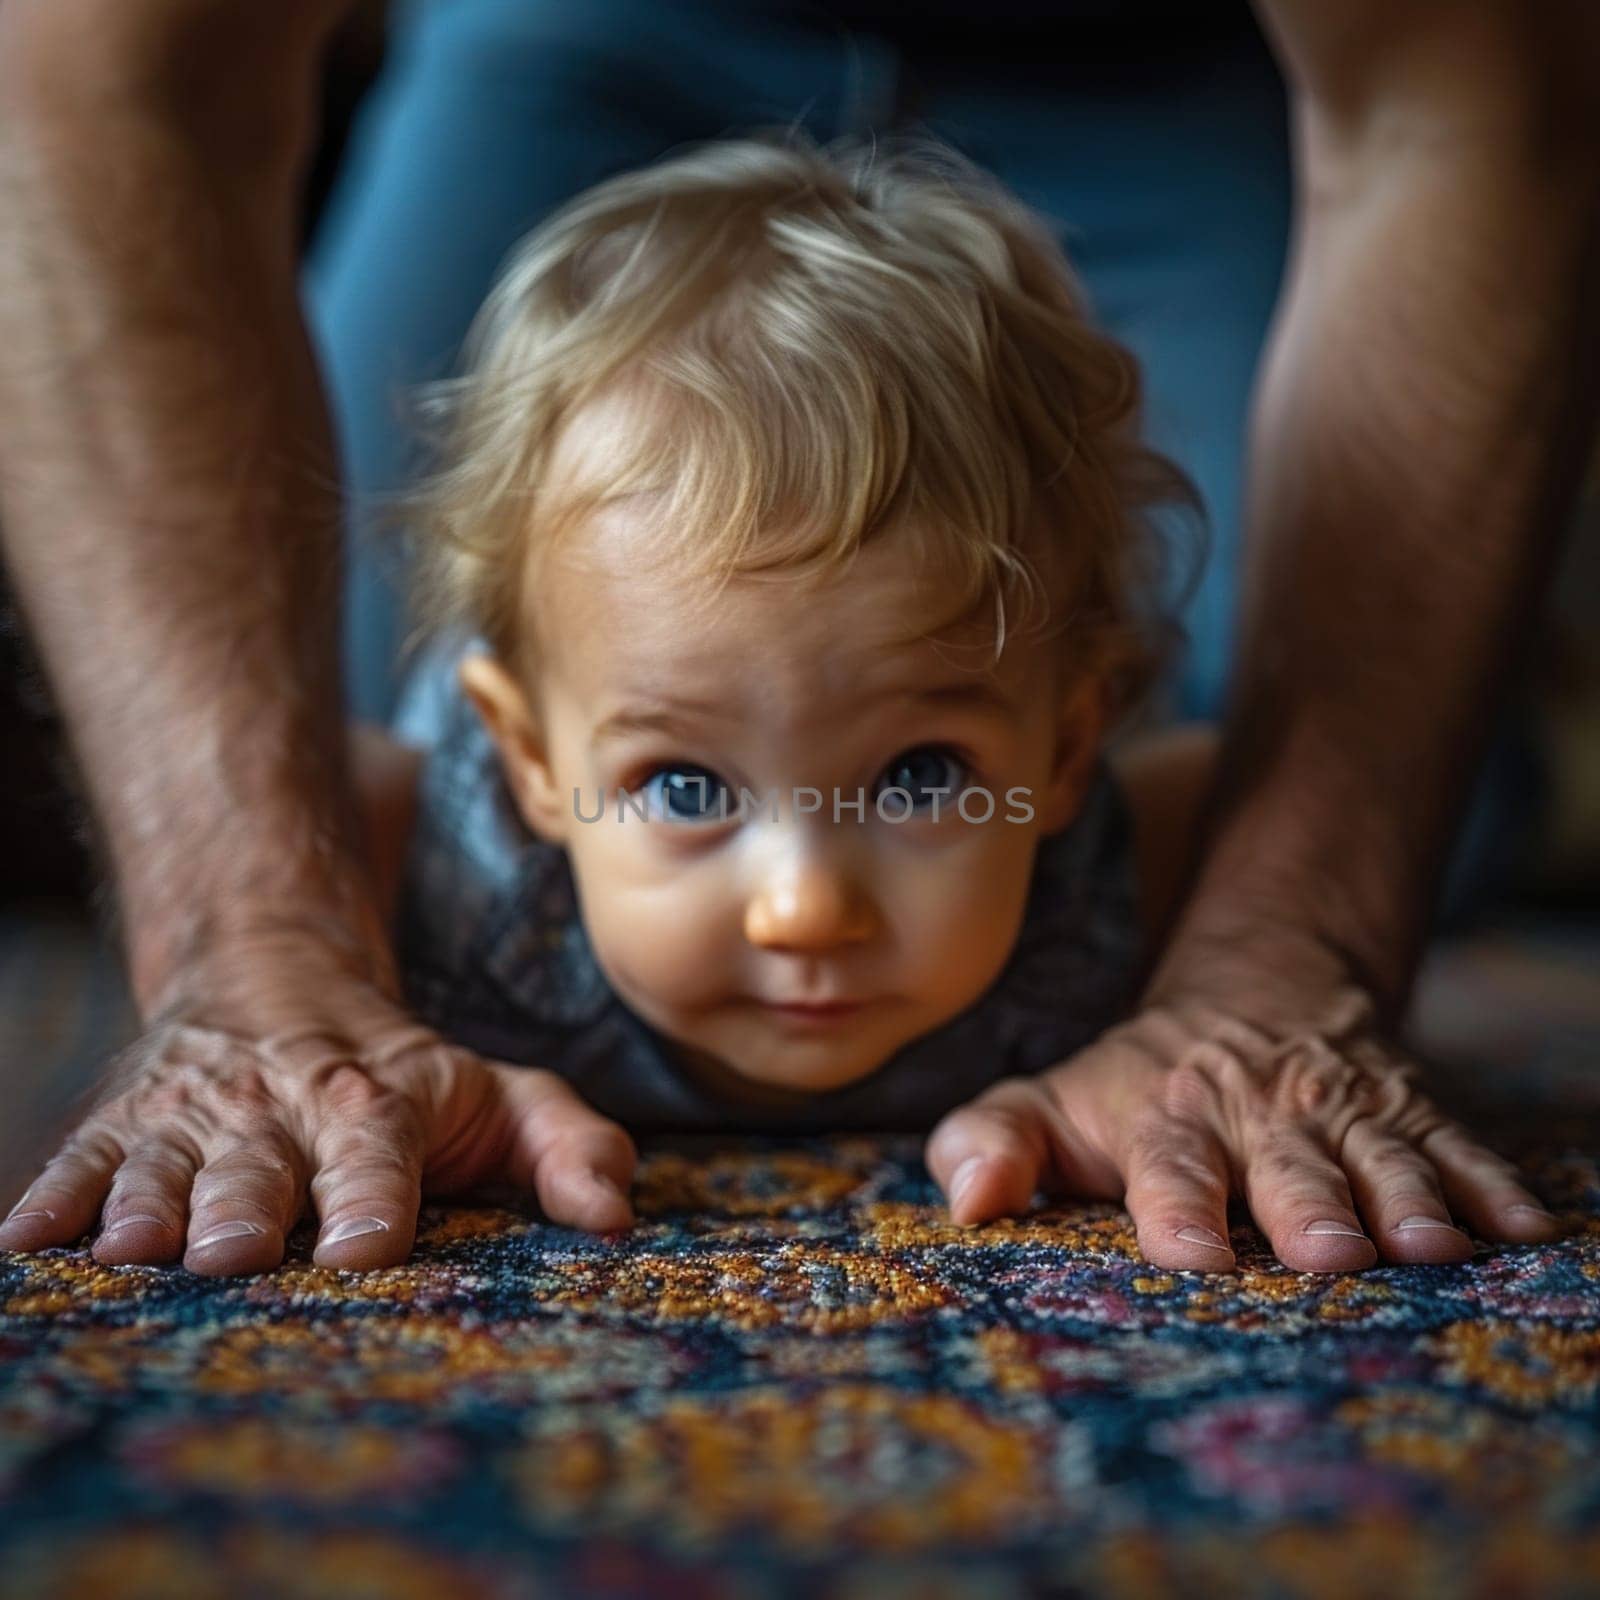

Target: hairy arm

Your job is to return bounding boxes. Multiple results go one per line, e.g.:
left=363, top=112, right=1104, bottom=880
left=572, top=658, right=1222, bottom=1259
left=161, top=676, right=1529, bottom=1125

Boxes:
left=0, top=0, right=381, bottom=1015
left=926, top=1, right=1595, bottom=1272
left=0, top=2, right=642, bottom=1274
left=1160, top=0, right=1600, bottom=1021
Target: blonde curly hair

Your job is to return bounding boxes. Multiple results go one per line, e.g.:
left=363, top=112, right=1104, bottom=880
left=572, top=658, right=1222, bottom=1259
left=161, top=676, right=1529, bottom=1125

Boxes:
left=383, top=126, right=1199, bottom=718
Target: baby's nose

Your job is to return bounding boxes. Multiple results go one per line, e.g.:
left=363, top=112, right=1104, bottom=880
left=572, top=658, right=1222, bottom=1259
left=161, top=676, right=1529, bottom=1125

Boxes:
left=743, top=858, right=880, bottom=951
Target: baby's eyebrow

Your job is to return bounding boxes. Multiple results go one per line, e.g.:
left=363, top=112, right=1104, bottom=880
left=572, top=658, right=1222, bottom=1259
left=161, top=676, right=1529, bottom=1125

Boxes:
left=592, top=696, right=735, bottom=745
left=898, top=678, right=1015, bottom=716
left=592, top=678, right=1014, bottom=746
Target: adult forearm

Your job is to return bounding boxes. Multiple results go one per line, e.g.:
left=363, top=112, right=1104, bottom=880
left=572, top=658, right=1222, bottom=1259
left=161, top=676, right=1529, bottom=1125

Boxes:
left=0, top=5, right=386, bottom=1016
left=1157, top=90, right=1600, bottom=1021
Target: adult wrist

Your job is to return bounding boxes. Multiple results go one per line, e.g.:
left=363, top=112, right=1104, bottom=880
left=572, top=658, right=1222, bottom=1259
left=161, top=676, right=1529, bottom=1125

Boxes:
left=1168, top=715, right=1438, bottom=1028
left=1143, top=885, right=1406, bottom=1039
left=127, top=881, right=400, bottom=1026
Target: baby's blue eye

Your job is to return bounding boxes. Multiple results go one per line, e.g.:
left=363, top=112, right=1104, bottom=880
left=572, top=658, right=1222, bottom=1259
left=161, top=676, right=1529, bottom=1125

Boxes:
left=642, top=763, right=731, bottom=823
left=875, top=746, right=967, bottom=810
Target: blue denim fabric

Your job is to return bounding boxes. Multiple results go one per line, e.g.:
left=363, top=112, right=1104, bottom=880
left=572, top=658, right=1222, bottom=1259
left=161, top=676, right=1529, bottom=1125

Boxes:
left=392, top=635, right=1145, bottom=1133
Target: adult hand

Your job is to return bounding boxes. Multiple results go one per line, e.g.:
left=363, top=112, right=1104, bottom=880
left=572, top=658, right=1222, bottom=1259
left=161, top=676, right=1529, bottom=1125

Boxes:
left=0, top=924, right=637, bottom=1276
left=925, top=965, right=1561, bottom=1273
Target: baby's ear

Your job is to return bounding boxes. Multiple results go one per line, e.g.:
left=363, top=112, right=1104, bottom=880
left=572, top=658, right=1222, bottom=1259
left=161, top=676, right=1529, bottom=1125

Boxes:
left=457, top=652, right=569, bottom=845
left=1037, top=675, right=1108, bottom=835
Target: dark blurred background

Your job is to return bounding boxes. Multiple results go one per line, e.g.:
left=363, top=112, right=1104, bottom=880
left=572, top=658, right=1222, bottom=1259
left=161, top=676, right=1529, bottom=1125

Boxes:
left=1, top=1, right=1596, bottom=1189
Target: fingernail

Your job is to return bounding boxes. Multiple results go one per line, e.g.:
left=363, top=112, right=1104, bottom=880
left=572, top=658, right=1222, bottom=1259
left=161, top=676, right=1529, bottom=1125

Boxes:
left=1303, top=1219, right=1367, bottom=1238
left=950, top=1156, right=986, bottom=1209
left=1, top=1208, right=55, bottom=1228
left=321, top=1216, right=390, bottom=1246
left=191, top=1221, right=265, bottom=1251
left=1394, top=1215, right=1465, bottom=1233
left=101, top=1214, right=168, bottom=1237
left=1508, top=1204, right=1556, bottom=1221
left=1175, top=1225, right=1231, bottom=1251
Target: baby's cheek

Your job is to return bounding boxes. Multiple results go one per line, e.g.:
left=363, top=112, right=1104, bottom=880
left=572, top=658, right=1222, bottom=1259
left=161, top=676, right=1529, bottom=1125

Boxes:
left=894, top=832, right=1035, bottom=1002
left=582, top=880, right=733, bottom=1011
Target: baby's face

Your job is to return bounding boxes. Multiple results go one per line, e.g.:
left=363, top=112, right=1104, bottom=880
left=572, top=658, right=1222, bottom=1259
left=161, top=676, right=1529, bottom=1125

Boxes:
left=462, top=508, right=1104, bottom=1105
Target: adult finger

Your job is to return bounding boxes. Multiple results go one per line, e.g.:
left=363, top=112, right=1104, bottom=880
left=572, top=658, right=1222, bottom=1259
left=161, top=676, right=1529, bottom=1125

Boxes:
left=924, top=1079, right=1056, bottom=1225
left=1236, top=1121, right=1377, bottom=1273
left=1119, top=1114, right=1239, bottom=1272
left=491, top=1065, right=637, bottom=1232
left=1337, top=1115, right=1474, bottom=1264
left=185, top=1130, right=307, bottom=1277
left=1419, top=1119, right=1563, bottom=1243
left=305, top=1064, right=427, bottom=1271
left=0, top=1127, right=123, bottom=1253
left=921, top=1081, right=1120, bottom=1228
left=92, top=1137, right=202, bottom=1265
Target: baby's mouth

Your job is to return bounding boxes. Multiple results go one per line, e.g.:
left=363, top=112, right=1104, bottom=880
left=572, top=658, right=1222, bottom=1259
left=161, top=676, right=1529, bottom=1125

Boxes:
left=757, top=998, right=871, bottom=1025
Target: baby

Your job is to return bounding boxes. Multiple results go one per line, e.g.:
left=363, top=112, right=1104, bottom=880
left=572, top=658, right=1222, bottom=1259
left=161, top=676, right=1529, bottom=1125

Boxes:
left=350, top=130, right=1215, bottom=1165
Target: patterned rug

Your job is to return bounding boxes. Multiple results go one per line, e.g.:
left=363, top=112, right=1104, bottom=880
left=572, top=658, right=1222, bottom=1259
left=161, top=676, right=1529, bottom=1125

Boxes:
left=5, top=1106, right=1600, bottom=1599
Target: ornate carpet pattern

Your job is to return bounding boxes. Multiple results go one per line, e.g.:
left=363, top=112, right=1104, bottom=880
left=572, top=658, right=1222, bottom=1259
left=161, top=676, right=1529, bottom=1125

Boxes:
left=4, top=1119, right=1600, bottom=1599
